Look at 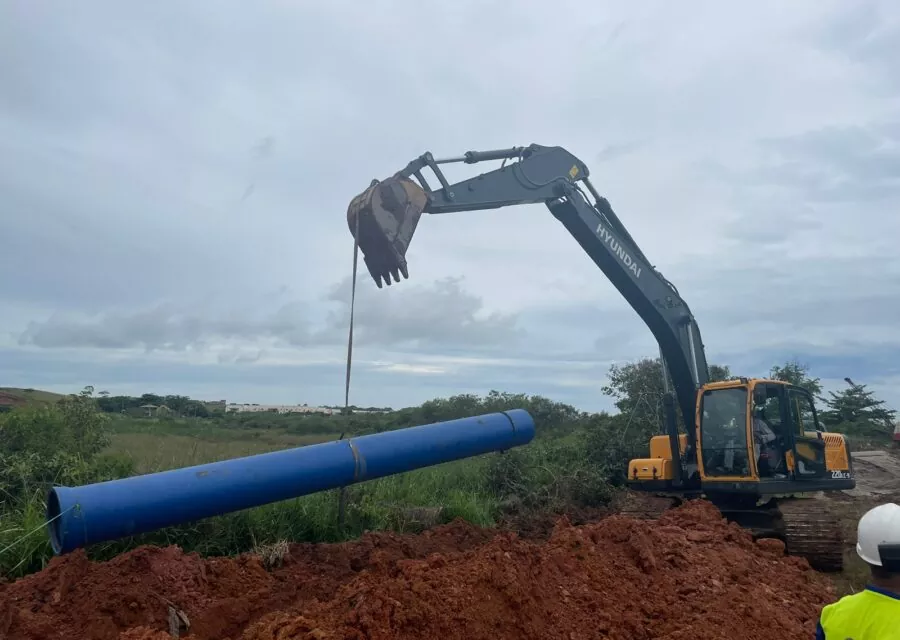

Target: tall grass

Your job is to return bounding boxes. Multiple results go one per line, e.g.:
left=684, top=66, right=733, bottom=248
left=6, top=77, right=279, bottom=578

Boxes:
left=1, top=393, right=616, bottom=579
left=107, top=431, right=336, bottom=473
left=0, top=456, right=503, bottom=577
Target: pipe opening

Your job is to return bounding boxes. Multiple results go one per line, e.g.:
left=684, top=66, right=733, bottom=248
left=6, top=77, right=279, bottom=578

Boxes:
left=47, top=488, right=64, bottom=555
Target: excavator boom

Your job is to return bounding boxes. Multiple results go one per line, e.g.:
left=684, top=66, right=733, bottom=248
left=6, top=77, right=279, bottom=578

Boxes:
left=348, top=144, right=708, bottom=468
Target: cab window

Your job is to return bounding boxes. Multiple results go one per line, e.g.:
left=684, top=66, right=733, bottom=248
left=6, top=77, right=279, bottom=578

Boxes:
left=751, top=383, right=789, bottom=477
left=700, top=387, right=749, bottom=477
left=753, top=384, right=784, bottom=432
left=789, top=389, right=819, bottom=436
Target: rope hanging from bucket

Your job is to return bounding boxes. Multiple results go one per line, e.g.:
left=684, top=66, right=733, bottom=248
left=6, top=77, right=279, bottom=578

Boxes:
left=344, top=199, right=360, bottom=410
left=337, top=209, right=361, bottom=532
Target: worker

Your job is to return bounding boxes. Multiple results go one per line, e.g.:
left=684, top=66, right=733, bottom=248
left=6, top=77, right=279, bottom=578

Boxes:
left=752, top=407, right=780, bottom=476
left=816, top=502, right=900, bottom=639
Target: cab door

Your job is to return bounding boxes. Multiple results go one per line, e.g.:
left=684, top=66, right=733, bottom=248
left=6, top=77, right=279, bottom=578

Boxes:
left=698, top=386, right=755, bottom=481
left=786, top=387, right=827, bottom=479
left=750, top=382, right=790, bottom=477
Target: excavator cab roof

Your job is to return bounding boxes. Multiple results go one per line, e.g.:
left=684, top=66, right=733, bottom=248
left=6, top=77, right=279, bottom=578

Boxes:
left=702, top=378, right=798, bottom=390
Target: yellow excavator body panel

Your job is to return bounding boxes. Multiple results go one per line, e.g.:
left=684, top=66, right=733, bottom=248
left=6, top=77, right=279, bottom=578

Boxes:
left=627, top=434, right=688, bottom=481
left=821, top=432, right=852, bottom=471
left=628, top=458, right=674, bottom=481
left=650, top=434, right=688, bottom=459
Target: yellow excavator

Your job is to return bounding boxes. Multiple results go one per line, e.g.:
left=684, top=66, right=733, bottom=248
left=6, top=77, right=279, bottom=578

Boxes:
left=345, top=143, right=855, bottom=571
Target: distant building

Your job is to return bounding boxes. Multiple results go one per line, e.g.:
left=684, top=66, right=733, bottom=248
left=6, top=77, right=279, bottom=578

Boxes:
left=140, top=403, right=157, bottom=417
left=226, top=403, right=335, bottom=415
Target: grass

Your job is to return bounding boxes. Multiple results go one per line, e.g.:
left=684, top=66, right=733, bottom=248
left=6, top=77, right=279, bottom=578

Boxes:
left=107, top=431, right=336, bottom=473
left=822, top=491, right=898, bottom=597
left=831, top=551, right=873, bottom=597
left=0, top=412, right=524, bottom=578
left=0, top=387, right=66, bottom=409
left=100, top=415, right=341, bottom=472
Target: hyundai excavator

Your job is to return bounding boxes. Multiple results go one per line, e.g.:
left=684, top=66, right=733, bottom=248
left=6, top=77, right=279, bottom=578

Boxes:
left=345, top=143, right=855, bottom=571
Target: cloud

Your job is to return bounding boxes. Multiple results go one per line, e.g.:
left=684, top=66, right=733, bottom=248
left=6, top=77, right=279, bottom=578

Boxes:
left=749, top=122, right=900, bottom=204
left=809, top=0, right=900, bottom=92
left=16, top=276, right=522, bottom=354
left=17, top=300, right=313, bottom=351
left=2, top=2, right=900, bottom=415
left=322, top=276, right=522, bottom=350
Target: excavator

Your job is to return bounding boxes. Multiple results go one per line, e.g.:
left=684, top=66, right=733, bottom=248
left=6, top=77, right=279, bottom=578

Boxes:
left=345, top=143, right=855, bottom=571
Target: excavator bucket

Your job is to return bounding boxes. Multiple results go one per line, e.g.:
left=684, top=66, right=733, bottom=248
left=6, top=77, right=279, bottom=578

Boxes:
left=346, top=174, right=428, bottom=287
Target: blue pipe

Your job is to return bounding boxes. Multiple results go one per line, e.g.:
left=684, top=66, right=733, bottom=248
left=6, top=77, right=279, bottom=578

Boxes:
left=47, top=409, right=535, bottom=554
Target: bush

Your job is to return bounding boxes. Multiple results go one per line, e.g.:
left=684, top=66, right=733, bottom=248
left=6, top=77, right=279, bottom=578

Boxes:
left=0, top=387, right=135, bottom=577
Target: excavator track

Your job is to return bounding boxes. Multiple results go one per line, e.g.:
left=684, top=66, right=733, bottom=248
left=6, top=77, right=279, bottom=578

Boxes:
left=618, top=492, right=845, bottom=572
left=776, top=497, right=844, bottom=573
left=615, top=491, right=682, bottom=521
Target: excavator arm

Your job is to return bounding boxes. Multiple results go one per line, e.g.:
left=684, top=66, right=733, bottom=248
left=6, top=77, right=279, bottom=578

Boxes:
left=347, top=143, right=709, bottom=471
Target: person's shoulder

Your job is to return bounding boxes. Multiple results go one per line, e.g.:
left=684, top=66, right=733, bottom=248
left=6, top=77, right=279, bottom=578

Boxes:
left=820, top=589, right=865, bottom=616
left=821, top=586, right=900, bottom=617
left=823, top=591, right=855, bottom=606
left=863, top=585, right=900, bottom=602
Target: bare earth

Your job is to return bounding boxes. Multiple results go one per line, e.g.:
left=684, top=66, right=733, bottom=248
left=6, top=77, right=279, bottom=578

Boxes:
left=0, top=449, right=896, bottom=639
left=842, top=450, right=900, bottom=498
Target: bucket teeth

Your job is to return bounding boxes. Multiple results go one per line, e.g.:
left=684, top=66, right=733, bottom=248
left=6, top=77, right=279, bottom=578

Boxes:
left=347, top=175, right=428, bottom=287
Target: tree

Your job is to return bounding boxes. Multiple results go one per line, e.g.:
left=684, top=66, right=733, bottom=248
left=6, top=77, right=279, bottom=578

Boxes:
left=139, top=393, right=163, bottom=406
left=769, top=359, right=823, bottom=401
left=183, top=400, right=210, bottom=418
left=820, top=378, right=896, bottom=437
left=0, top=385, right=119, bottom=502
left=59, top=385, right=110, bottom=456
left=601, top=357, right=733, bottom=434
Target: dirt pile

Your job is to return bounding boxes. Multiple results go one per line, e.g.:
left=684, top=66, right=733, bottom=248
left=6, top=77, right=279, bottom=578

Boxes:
left=0, top=502, right=834, bottom=640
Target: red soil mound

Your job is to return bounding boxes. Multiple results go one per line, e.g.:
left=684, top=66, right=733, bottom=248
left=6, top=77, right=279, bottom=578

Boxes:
left=0, top=502, right=834, bottom=640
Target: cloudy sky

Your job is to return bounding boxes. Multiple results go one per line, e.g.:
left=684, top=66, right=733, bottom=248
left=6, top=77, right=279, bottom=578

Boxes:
left=2, top=1, right=899, bottom=413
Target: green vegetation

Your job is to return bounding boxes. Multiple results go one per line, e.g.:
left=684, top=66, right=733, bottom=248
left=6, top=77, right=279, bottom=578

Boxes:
left=821, top=377, right=897, bottom=440
left=0, top=387, right=66, bottom=414
left=0, top=360, right=896, bottom=580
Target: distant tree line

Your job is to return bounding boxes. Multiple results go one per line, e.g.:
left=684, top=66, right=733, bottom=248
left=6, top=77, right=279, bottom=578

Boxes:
left=12, top=357, right=897, bottom=443
left=603, top=357, right=897, bottom=441
left=95, top=391, right=214, bottom=418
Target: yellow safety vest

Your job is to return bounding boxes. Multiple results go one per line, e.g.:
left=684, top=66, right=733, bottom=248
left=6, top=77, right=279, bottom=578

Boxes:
left=817, top=586, right=900, bottom=639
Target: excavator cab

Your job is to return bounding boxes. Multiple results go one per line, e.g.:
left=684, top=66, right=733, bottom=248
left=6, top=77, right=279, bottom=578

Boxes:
left=629, top=379, right=852, bottom=492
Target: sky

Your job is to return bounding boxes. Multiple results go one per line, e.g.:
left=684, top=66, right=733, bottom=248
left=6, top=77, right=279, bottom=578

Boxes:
left=2, top=0, right=899, bottom=413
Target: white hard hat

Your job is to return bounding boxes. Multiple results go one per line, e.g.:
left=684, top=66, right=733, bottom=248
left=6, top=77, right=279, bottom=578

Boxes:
left=856, top=502, right=900, bottom=566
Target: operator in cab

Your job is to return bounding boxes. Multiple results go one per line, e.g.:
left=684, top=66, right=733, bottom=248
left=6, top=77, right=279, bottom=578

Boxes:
left=816, top=502, right=900, bottom=639
left=752, top=406, right=779, bottom=475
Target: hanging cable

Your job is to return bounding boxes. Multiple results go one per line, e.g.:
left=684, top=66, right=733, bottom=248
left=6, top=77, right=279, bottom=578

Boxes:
left=344, top=203, right=360, bottom=410
left=337, top=208, right=361, bottom=533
